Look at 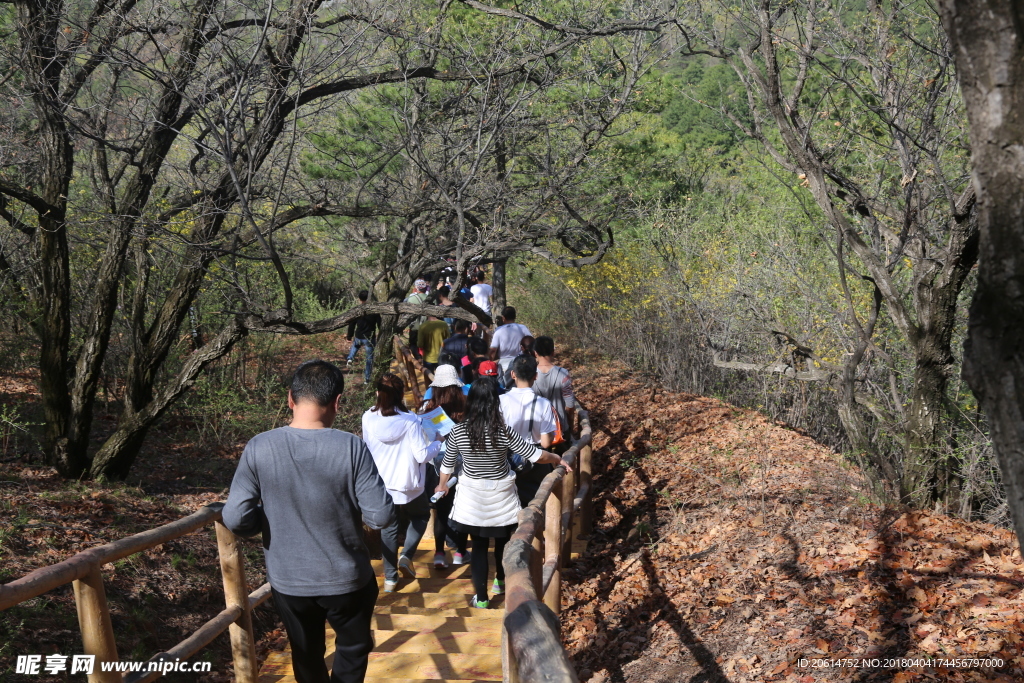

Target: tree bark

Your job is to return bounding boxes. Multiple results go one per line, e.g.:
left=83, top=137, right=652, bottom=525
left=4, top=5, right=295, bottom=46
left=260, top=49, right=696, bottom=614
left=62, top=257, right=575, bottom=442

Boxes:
left=491, top=255, right=508, bottom=316
left=940, top=0, right=1024, bottom=546
left=89, top=318, right=247, bottom=479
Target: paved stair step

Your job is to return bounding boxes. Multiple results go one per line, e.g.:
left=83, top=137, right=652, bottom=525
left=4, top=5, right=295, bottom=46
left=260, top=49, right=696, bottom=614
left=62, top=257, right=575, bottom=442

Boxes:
left=259, top=651, right=503, bottom=682
left=371, top=629, right=501, bottom=654
left=370, top=614, right=502, bottom=632
left=377, top=593, right=505, bottom=610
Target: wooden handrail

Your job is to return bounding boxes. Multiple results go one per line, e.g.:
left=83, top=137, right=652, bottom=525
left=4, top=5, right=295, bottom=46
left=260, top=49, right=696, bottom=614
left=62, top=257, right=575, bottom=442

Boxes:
left=0, top=502, right=270, bottom=683
left=502, top=407, right=594, bottom=683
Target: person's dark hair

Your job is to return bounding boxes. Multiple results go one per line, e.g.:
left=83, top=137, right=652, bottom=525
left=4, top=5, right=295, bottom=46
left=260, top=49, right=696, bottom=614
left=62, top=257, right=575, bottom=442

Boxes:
left=453, top=319, right=470, bottom=333
left=476, top=271, right=486, bottom=282
left=358, top=289, right=369, bottom=302
left=511, top=354, right=538, bottom=382
left=438, top=352, right=460, bottom=368
left=460, top=362, right=476, bottom=385
left=501, top=306, right=516, bottom=321
left=372, top=373, right=408, bottom=416
left=291, top=360, right=345, bottom=407
left=535, top=335, right=555, bottom=357
left=438, top=285, right=451, bottom=298
left=465, top=377, right=504, bottom=452
left=519, top=335, right=536, bottom=358
left=468, top=337, right=488, bottom=356
left=432, top=384, right=466, bottom=423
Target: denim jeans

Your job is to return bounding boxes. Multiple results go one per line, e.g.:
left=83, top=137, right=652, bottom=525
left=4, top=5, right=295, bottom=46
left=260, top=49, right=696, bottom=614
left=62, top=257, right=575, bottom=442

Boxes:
left=380, top=489, right=431, bottom=582
left=346, top=337, right=374, bottom=382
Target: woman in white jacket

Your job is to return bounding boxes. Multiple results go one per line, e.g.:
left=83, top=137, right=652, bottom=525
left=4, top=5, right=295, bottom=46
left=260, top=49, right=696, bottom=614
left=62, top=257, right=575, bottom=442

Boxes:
left=363, top=374, right=440, bottom=592
left=433, top=377, right=570, bottom=608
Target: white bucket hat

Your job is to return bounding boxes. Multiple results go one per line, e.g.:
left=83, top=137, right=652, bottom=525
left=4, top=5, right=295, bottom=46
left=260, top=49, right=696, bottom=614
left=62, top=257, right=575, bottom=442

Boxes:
left=429, top=364, right=464, bottom=388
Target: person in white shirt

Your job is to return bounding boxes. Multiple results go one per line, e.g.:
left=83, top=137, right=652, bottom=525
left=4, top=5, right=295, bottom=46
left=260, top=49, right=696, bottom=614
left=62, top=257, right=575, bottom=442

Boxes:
left=469, top=271, right=493, bottom=314
left=488, top=306, right=531, bottom=386
left=499, top=355, right=558, bottom=507
left=362, top=373, right=441, bottom=592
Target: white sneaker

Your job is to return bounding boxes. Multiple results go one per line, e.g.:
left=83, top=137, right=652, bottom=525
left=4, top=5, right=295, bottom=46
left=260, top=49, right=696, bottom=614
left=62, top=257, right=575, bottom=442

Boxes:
left=452, top=551, right=470, bottom=565
left=384, top=580, right=397, bottom=593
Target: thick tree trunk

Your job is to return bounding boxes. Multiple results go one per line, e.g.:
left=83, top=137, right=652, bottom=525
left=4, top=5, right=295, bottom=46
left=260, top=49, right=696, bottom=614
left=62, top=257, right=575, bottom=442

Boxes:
left=491, top=255, right=508, bottom=316
left=940, top=0, right=1024, bottom=546
left=90, top=318, right=247, bottom=479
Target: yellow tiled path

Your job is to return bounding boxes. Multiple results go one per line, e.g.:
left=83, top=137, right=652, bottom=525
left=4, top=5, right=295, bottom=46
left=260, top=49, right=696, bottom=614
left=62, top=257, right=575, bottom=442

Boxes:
left=258, top=523, right=504, bottom=683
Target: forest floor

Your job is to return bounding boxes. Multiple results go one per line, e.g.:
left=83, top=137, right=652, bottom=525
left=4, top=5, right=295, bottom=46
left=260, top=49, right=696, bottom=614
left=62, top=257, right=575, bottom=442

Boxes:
left=564, top=351, right=1024, bottom=683
left=1, top=342, right=1022, bottom=682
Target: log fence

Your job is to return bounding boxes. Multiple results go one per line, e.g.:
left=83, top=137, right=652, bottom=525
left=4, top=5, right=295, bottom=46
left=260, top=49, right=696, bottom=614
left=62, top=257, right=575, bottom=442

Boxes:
left=1, top=393, right=598, bottom=683
left=0, top=503, right=269, bottom=683
left=502, top=406, right=594, bottom=683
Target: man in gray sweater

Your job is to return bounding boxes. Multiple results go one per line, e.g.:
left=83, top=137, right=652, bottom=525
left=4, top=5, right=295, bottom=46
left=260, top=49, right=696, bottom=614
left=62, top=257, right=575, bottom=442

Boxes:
left=223, top=360, right=395, bottom=683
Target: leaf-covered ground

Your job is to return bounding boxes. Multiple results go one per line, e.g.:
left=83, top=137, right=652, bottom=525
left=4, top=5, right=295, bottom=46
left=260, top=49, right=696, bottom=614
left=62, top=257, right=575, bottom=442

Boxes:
left=563, top=353, right=1023, bottom=683
left=3, top=344, right=1022, bottom=682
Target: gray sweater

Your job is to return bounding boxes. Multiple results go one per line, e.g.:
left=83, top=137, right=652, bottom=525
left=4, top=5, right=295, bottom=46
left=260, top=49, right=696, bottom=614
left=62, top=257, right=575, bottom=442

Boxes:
left=222, top=426, right=396, bottom=597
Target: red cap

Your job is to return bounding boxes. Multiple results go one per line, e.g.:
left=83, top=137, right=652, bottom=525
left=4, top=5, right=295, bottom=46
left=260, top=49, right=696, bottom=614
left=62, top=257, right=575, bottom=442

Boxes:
left=478, top=361, right=499, bottom=376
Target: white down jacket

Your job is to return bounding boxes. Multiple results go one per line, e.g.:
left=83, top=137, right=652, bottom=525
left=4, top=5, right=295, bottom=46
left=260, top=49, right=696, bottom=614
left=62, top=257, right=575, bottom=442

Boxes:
left=361, top=409, right=440, bottom=504
left=450, top=471, right=520, bottom=528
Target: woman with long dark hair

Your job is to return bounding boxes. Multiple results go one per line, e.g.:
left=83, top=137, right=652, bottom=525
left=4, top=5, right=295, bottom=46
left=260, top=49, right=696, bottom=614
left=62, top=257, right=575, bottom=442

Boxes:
left=434, top=377, right=571, bottom=608
left=362, top=374, right=440, bottom=592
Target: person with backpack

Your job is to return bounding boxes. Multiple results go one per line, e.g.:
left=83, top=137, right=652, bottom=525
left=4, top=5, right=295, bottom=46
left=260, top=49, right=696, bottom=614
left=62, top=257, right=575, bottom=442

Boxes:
left=500, top=355, right=558, bottom=507
left=345, top=290, right=381, bottom=383
left=533, top=336, right=576, bottom=453
left=404, top=279, right=430, bottom=357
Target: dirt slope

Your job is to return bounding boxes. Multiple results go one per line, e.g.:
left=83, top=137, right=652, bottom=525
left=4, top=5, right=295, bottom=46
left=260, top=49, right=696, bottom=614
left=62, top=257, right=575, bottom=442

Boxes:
left=563, top=353, right=1023, bottom=683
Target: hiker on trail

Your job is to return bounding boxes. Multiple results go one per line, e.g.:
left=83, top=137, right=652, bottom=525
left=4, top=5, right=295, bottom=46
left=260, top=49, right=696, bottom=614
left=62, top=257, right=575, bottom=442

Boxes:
left=533, top=336, right=576, bottom=453
left=361, top=373, right=441, bottom=593
left=419, top=365, right=470, bottom=568
left=470, top=270, right=492, bottom=314
left=442, top=319, right=473, bottom=361
left=500, top=355, right=558, bottom=507
left=405, top=279, right=430, bottom=357
left=436, top=285, right=456, bottom=327
left=345, top=290, right=381, bottom=383
left=417, top=314, right=451, bottom=374
left=488, top=306, right=530, bottom=387
left=519, top=335, right=536, bottom=358
left=476, top=359, right=506, bottom=393
left=433, top=377, right=571, bottom=608
left=223, top=360, right=395, bottom=683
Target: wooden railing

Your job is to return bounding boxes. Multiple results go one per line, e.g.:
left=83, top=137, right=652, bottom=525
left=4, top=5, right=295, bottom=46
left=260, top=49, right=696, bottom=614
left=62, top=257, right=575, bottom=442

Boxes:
left=502, top=407, right=593, bottom=683
left=0, top=503, right=270, bottom=683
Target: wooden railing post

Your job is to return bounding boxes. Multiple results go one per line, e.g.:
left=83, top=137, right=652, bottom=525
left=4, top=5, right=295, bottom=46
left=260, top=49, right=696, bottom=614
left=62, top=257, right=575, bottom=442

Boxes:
left=215, top=522, right=258, bottom=683
left=530, top=517, right=544, bottom=598
left=543, top=478, right=563, bottom=615
left=73, top=564, right=122, bottom=683
left=579, top=442, right=594, bottom=536
left=561, top=464, right=576, bottom=563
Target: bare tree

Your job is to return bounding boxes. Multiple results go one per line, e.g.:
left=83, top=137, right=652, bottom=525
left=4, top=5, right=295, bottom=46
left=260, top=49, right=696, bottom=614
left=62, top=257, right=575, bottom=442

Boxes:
left=939, top=0, right=1024, bottom=544
left=0, top=0, right=667, bottom=479
left=675, top=0, right=978, bottom=505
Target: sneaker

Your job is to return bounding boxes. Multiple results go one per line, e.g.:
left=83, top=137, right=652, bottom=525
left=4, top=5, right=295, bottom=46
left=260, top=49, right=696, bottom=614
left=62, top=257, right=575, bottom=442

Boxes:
left=472, top=596, right=490, bottom=609
left=384, top=580, right=397, bottom=593
left=433, top=553, right=449, bottom=569
left=398, top=555, right=416, bottom=579
left=346, top=358, right=353, bottom=367
left=452, top=551, right=470, bottom=565
left=492, top=578, right=504, bottom=595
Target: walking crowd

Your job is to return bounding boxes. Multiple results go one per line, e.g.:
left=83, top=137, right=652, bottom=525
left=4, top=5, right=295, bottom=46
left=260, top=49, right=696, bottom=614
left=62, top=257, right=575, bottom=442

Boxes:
left=223, top=271, right=577, bottom=683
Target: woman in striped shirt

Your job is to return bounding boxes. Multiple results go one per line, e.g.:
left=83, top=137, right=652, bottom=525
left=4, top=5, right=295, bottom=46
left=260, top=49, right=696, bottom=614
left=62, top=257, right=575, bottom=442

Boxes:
left=434, top=377, right=571, bottom=608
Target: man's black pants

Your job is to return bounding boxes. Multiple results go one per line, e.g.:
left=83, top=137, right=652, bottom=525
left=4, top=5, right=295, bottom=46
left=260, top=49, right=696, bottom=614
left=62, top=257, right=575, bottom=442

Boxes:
left=272, top=578, right=378, bottom=683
